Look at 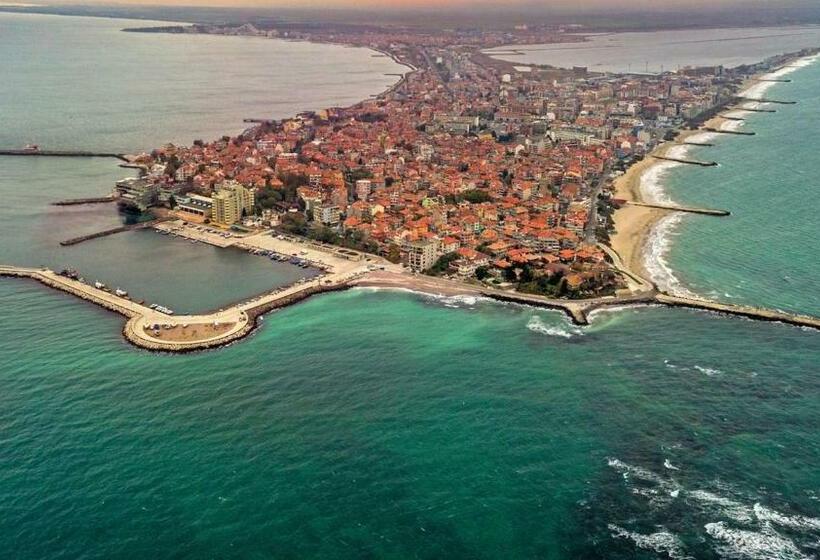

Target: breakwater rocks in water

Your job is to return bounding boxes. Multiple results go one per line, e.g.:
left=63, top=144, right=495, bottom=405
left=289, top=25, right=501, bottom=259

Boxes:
left=2, top=265, right=818, bottom=353
left=0, top=265, right=353, bottom=352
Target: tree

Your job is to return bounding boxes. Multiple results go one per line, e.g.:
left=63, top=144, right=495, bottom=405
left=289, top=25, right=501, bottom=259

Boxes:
left=461, top=189, right=492, bottom=204
left=386, top=244, right=402, bottom=264
left=475, top=266, right=491, bottom=280
left=425, top=252, right=459, bottom=276
left=280, top=213, right=308, bottom=235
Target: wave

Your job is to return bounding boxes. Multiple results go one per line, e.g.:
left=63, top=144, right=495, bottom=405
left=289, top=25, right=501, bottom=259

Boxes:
left=639, top=54, right=818, bottom=295
left=608, top=524, right=690, bottom=559
left=740, top=53, right=819, bottom=99
left=693, top=365, right=723, bottom=377
left=526, top=315, right=582, bottom=338
left=607, top=459, right=820, bottom=558
left=705, top=521, right=810, bottom=560
left=640, top=159, right=681, bottom=204
left=354, top=286, right=489, bottom=308
left=607, top=458, right=681, bottom=507
left=753, top=503, right=820, bottom=532
left=642, top=213, right=698, bottom=297
left=688, top=489, right=755, bottom=523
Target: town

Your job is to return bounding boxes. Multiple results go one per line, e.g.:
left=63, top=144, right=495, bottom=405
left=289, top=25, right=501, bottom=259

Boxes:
left=117, top=21, right=798, bottom=298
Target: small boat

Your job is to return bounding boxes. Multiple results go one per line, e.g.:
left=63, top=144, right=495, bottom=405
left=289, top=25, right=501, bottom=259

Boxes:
left=115, top=288, right=128, bottom=297
left=94, top=281, right=106, bottom=290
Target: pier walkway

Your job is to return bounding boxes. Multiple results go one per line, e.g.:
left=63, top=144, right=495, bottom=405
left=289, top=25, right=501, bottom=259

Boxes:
left=0, top=264, right=366, bottom=352
left=1, top=258, right=818, bottom=351
left=729, top=106, right=776, bottom=113
left=60, top=218, right=170, bottom=246
left=52, top=196, right=116, bottom=206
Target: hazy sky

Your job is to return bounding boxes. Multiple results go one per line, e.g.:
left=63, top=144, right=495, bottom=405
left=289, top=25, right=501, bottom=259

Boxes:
left=66, top=0, right=819, bottom=10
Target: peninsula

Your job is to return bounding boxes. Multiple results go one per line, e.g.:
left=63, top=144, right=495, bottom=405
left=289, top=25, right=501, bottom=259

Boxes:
left=2, top=19, right=819, bottom=350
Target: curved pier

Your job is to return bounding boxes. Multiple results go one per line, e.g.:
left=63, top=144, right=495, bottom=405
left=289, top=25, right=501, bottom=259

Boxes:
left=0, top=265, right=363, bottom=352
left=1, top=263, right=818, bottom=351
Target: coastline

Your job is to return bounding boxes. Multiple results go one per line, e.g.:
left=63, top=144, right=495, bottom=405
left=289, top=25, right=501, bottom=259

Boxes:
left=609, top=52, right=819, bottom=292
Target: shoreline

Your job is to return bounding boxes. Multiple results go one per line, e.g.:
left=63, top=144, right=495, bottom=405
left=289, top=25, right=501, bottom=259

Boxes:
left=609, top=52, right=818, bottom=292
left=2, top=18, right=819, bottom=349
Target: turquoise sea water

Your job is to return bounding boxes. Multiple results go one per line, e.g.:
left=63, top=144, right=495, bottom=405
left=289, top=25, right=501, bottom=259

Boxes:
left=0, top=17, right=818, bottom=559
left=651, top=59, right=820, bottom=317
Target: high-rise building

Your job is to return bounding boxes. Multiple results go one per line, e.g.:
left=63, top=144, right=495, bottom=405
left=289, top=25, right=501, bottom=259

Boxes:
left=211, top=180, right=255, bottom=226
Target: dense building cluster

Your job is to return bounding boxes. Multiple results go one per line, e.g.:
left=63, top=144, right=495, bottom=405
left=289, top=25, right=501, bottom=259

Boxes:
left=122, top=23, right=763, bottom=296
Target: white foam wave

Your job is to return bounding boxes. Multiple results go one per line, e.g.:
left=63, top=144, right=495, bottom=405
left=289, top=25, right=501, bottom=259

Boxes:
left=705, top=521, right=810, bottom=560
left=607, top=458, right=681, bottom=507
left=609, top=524, right=690, bottom=559
left=754, top=503, right=820, bottom=532
left=526, top=315, right=582, bottom=338
left=664, top=459, right=681, bottom=471
left=685, top=130, right=719, bottom=143
left=740, top=54, right=819, bottom=99
left=688, top=490, right=755, bottom=523
left=640, top=159, right=680, bottom=204
left=356, top=286, right=490, bottom=308
left=721, top=119, right=745, bottom=132
left=693, top=365, right=723, bottom=377
left=642, top=213, right=698, bottom=297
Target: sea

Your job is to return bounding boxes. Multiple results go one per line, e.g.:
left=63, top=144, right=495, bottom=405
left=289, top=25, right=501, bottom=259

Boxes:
left=1, top=15, right=818, bottom=559
left=484, top=26, right=820, bottom=74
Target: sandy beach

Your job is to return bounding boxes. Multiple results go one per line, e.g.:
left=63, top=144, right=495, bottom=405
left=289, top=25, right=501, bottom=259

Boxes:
left=610, top=53, right=817, bottom=287
left=609, top=123, right=726, bottom=282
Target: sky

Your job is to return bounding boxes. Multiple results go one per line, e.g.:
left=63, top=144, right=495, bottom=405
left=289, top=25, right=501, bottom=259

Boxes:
left=47, top=0, right=819, bottom=10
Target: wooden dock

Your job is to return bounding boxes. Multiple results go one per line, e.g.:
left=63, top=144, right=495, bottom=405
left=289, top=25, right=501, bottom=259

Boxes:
left=652, top=155, right=718, bottom=167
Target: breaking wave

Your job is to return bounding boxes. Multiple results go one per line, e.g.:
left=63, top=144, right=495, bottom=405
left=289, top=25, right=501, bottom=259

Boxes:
left=705, top=521, right=810, bottom=560
left=608, top=524, right=690, bottom=559
left=642, top=213, right=698, bottom=297
left=526, top=315, right=583, bottom=338
left=753, top=503, right=820, bottom=532
left=606, top=457, right=820, bottom=558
